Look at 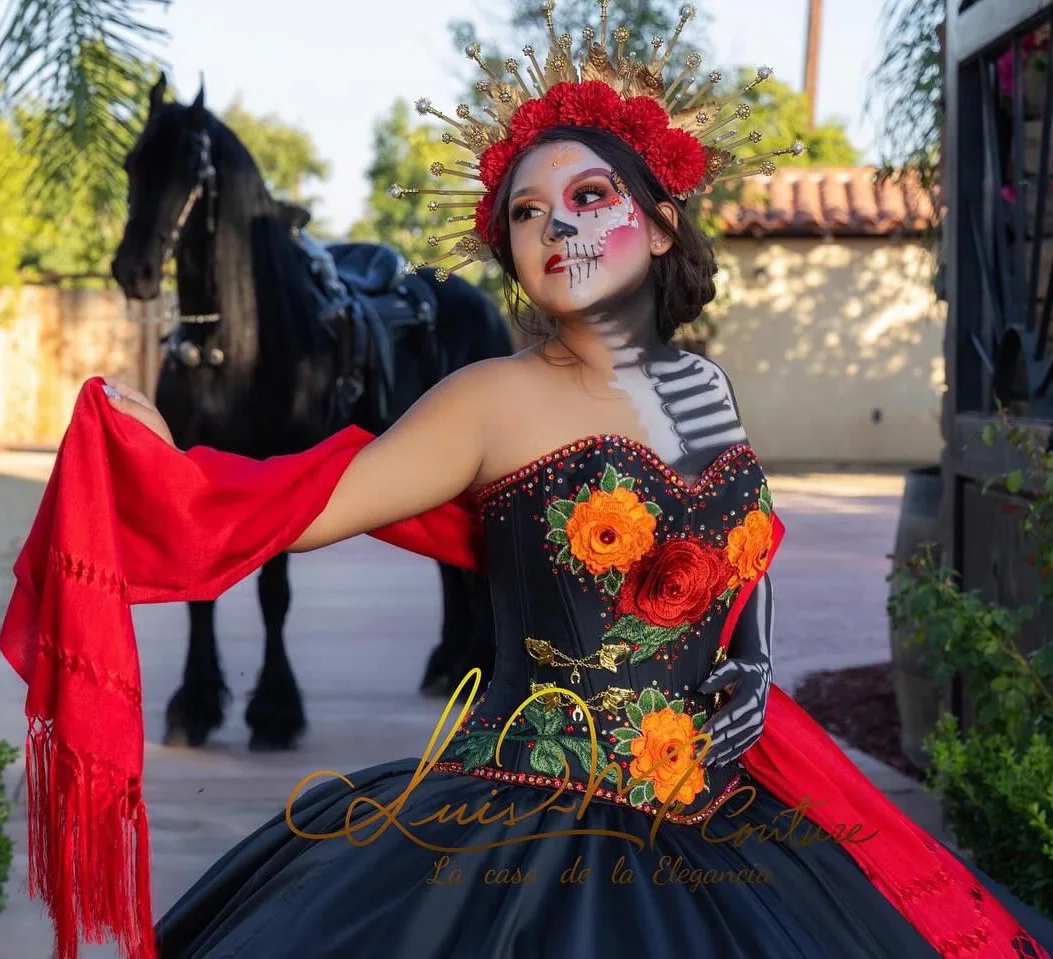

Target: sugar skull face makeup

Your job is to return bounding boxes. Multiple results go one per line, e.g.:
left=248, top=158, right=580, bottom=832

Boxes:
left=507, top=141, right=664, bottom=317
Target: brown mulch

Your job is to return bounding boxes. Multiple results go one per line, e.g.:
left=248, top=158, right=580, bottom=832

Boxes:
left=794, top=663, right=925, bottom=782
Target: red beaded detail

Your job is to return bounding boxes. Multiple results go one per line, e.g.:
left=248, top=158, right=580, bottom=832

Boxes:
left=474, top=434, right=756, bottom=507
left=430, top=759, right=743, bottom=826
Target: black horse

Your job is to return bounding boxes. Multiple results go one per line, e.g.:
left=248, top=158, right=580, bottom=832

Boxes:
left=111, top=75, right=507, bottom=750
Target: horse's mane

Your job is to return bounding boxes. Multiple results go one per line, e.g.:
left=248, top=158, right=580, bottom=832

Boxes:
left=195, top=108, right=332, bottom=440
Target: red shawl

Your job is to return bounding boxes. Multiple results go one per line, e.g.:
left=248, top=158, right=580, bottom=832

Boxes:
left=0, top=377, right=1045, bottom=959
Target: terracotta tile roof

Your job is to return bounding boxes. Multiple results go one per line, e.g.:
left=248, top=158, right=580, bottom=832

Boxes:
left=713, top=167, right=938, bottom=238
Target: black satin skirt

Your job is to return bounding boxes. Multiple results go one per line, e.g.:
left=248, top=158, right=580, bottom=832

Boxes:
left=156, top=757, right=1053, bottom=959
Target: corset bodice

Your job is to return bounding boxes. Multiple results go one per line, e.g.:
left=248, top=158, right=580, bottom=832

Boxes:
left=436, top=433, right=777, bottom=824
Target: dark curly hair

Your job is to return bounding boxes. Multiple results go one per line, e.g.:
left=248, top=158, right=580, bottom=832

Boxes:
left=485, top=125, right=718, bottom=343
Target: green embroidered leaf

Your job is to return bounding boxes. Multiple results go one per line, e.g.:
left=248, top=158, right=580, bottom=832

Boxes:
left=530, top=739, right=568, bottom=777
left=669, top=699, right=685, bottom=714
left=692, top=711, right=707, bottom=731
left=616, top=476, right=636, bottom=490
left=638, top=688, right=669, bottom=714
left=575, top=484, right=592, bottom=503
left=547, top=500, right=576, bottom=527
left=717, top=587, right=736, bottom=604
left=556, top=545, right=571, bottom=566
left=644, top=501, right=663, bottom=517
left=556, top=734, right=610, bottom=779
left=569, top=555, right=584, bottom=575
left=629, top=781, right=655, bottom=808
left=625, top=702, right=644, bottom=730
left=524, top=700, right=564, bottom=736
left=610, top=726, right=640, bottom=757
left=599, top=463, right=619, bottom=493
left=758, top=484, right=773, bottom=515
left=451, top=733, right=498, bottom=772
left=626, top=624, right=685, bottom=664
left=601, top=569, right=624, bottom=596
left=546, top=528, right=569, bottom=545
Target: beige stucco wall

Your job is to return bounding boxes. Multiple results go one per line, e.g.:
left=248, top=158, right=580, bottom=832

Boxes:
left=700, top=236, right=946, bottom=466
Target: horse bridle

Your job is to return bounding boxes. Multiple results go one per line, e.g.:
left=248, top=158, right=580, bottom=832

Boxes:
left=163, top=129, right=224, bottom=367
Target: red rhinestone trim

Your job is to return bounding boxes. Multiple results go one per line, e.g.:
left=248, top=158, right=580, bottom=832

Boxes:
left=430, top=759, right=743, bottom=826
left=474, top=434, right=756, bottom=507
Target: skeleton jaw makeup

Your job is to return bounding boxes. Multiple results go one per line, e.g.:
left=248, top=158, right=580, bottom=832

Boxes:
left=508, top=141, right=656, bottom=318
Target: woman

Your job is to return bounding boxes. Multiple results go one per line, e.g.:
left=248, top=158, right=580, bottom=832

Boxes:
left=7, top=7, right=1053, bottom=958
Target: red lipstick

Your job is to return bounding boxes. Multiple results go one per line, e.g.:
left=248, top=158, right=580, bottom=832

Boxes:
left=544, top=254, right=565, bottom=274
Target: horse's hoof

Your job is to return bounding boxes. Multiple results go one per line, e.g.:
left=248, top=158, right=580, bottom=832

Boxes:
left=248, top=730, right=301, bottom=752
left=419, top=672, right=452, bottom=697
left=163, top=722, right=211, bottom=749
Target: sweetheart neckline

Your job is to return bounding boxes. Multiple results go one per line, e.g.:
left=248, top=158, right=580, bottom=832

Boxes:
left=472, top=433, right=756, bottom=505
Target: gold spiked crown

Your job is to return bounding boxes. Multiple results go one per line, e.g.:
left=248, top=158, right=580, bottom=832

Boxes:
left=389, top=1, right=804, bottom=280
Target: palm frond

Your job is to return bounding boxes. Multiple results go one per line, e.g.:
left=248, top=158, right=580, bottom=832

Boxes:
left=0, top=0, right=170, bottom=204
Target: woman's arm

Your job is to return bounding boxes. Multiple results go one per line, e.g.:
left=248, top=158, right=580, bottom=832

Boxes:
left=287, top=360, right=495, bottom=552
left=698, top=574, right=775, bottom=765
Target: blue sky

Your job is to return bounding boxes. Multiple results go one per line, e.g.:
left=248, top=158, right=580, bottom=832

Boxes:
left=143, top=0, right=889, bottom=234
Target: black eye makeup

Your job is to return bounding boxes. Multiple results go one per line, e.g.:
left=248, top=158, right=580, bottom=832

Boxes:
left=510, top=202, right=545, bottom=222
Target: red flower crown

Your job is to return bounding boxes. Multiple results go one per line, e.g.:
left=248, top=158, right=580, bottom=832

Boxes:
left=471, top=81, right=709, bottom=244
left=389, top=2, right=802, bottom=279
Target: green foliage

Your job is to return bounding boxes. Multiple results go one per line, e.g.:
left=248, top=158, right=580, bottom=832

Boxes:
left=0, top=66, right=333, bottom=279
left=222, top=96, right=330, bottom=211
left=0, top=2, right=169, bottom=206
left=0, top=117, right=31, bottom=291
left=886, top=420, right=1053, bottom=913
left=0, top=739, right=18, bottom=914
left=866, top=0, right=944, bottom=199
left=348, top=98, right=500, bottom=294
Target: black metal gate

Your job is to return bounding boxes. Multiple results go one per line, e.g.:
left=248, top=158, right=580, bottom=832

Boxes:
left=942, top=0, right=1053, bottom=713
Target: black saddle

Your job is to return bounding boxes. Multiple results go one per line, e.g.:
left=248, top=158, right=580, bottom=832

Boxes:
left=306, top=240, right=441, bottom=433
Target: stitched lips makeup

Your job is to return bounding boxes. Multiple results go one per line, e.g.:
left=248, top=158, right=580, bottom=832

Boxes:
left=545, top=254, right=566, bottom=274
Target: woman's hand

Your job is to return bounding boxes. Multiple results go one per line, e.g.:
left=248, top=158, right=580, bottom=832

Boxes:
left=102, top=377, right=177, bottom=449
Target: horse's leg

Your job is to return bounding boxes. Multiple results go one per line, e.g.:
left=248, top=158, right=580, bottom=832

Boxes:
left=164, top=600, right=230, bottom=747
left=245, top=551, right=307, bottom=751
left=419, top=562, right=474, bottom=697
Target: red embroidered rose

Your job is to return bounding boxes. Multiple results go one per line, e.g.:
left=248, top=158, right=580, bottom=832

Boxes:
left=647, top=128, right=707, bottom=196
left=510, top=97, right=560, bottom=148
left=613, top=96, right=669, bottom=152
left=478, top=140, right=519, bottom=191
left=474, top=192, right=496, bottom=245
left=616, top=538, right=734, bottom=628
left=558, top=81, right=623, bottom=126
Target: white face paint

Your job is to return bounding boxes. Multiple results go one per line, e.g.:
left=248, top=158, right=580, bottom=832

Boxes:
left=507, top=141, right=654, bottom=317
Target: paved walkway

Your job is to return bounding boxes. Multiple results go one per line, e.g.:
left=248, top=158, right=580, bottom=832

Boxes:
left=0, top=455, right=946, bottom=957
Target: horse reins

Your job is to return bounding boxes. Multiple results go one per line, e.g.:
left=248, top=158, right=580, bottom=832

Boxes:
left=164, top=129, right=224, bottom=367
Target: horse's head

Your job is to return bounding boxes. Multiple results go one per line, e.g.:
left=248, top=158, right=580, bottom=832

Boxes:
left=112, top=73, right=217, bottom=301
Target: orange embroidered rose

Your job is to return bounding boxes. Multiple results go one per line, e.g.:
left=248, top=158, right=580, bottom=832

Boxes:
left=725, top=509, right=773, bottom=589
left=629, top=707, right=706, bottom=805
left=564, top=486, right=656, bottom=575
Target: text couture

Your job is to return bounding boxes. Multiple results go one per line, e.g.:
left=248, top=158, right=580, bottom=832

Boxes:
left=284, top=671, right=878, bottom=857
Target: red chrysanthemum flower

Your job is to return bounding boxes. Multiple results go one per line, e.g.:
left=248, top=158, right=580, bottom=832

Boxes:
left=613, top=96, right=669, bottom=152
left=474, top=192, right=497, bottom=246
left=557, top=80, right=623, bottom=127
left=510, top=97, right=560, bottom=148
left=647, top=127, right=706, bottom=196
left=478, top=140, right=519, bottom=191
left=542, top=81, right=579, bottom=116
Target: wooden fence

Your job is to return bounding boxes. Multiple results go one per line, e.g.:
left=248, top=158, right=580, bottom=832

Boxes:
left=0, top=285, right=171, bottom=448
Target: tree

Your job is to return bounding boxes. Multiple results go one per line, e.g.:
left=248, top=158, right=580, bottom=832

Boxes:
left=865, top=0, right=944, bottom=197
left=349, top=99, right=491, bottom=276
left=0, top=1, right=170, bottom=202
left=222, top=96, right=330, bottom=211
